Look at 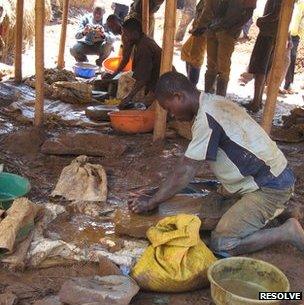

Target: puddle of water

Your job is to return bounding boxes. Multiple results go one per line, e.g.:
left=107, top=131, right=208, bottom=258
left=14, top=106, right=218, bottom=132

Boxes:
left=218, top=279, right=268, bottom=300
left=47, top=214, right=115, bottom=246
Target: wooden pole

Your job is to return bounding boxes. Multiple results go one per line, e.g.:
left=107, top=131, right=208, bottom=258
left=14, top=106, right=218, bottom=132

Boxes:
left=57, top=0, right=70, bottom=69
left=142, top=0, right=150, bottom=35
left=14, top=0, right=24, bottom=83
left=261, top=0, right=295, bottom=134
left=153, top=0, right=176, bottom=141
left=34, top=0, right=45, bottom=127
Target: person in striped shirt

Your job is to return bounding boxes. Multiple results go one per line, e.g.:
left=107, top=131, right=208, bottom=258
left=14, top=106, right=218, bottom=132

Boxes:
left=129, top=71, right=304, bottom=257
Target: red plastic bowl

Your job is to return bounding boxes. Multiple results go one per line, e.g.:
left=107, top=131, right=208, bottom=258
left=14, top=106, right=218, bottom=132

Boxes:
left=109, top=110, right=155, bottom=134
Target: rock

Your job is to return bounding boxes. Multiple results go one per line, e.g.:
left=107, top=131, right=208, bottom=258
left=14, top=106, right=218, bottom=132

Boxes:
left=33, top=296, right=63, bottom=305
left=98, top=256, right=122, bottom=276
left=41, top=133, right=127, bottom=157
left=99, top=237, right=124, bottom=253
left=0, top=292, right=17, bottom=305
left=58, top=275, right=139, bottom=305
left=115, top=193, right=236, bottom=238
left=4, top=128, right=46, bottom=156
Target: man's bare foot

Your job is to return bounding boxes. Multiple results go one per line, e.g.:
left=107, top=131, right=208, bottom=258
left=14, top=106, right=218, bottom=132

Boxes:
left=244, top=102, right=262, bottom=113
left=128, top=195, right=160, bottom=214
left=285, top=218, right=304, bottom=252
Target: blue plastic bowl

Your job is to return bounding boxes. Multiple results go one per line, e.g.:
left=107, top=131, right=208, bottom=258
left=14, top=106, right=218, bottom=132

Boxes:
left=73, top=63, right=98, bottom=79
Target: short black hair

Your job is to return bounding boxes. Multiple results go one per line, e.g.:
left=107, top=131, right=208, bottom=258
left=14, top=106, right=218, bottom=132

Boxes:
left=122, top=17, right=143, bottom=34
left=107, top=14, right=122, bottom=24
left=155, top=71, right=196, bottom=101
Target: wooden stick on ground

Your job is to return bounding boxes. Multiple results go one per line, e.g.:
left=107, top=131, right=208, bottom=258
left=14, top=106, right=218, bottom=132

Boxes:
left=261, top=0, right=295, bottom=134
left=57, top=0, right=70, bottom=69
left=34, top=0, right=45, bottom=127
left=153, top=0, right=176, bottom=141
left=14, top=0, right=24, bottom=83
left=142, top=0, right=150, bottom=35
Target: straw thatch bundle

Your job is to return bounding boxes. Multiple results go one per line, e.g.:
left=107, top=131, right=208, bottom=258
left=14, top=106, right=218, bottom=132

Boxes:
left=0, top=0, right=52, bottom=60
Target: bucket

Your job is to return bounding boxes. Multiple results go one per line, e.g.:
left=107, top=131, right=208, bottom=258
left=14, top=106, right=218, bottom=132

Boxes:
left=73, top=62, right=99, bottom=79
left=0, top=172, right=31, bottom=209
left=208, top=257, right=290, bottom=305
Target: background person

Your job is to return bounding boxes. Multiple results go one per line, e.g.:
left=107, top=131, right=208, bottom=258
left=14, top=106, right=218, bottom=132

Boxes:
left=70, top=2, right=115, bottom=66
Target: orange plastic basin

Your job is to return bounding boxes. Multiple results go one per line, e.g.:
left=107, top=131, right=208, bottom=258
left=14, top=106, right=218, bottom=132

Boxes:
left=102, top=56, right=132, bottom=74
left=109, top=110, right=155, bottom=134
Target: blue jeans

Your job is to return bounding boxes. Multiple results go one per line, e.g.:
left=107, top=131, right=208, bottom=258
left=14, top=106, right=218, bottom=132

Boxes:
left=70, top=40, right=113, bottom=64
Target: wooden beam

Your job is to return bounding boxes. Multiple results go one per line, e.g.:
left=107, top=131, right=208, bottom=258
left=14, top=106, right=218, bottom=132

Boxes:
left=34, top=0, right=45, bottom=127
left=153, top=0, right=176, bottom=141
left=142, top=0, right=150, bottom=35
left=261, top=0, right=295, bottom=134
left=57, top=0, right=70, bottom=69
left=14, top=0, right=24, bottom=83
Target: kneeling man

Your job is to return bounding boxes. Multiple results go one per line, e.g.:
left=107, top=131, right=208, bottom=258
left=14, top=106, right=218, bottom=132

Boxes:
left=129, top=71, right=304, bottom=257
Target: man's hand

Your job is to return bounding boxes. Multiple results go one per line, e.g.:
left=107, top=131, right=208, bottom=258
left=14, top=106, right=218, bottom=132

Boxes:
left=189, top=27, right=206, bottom=36
left=83, top=25, right=91, bottom=35
left=256, top=17, right=263, bottom=27
left=102, top=73, right=114, bottom=80
left=128, top=194, right=159, bottom=214
left=118, top=96, right=133, bottom=109
left=129, top=156, right=202, bottom=214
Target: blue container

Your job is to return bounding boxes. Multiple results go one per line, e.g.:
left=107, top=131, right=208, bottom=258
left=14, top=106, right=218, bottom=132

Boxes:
left=0, top=172, right=31, bottom=209
left=73, top=63, right=98, bottom=79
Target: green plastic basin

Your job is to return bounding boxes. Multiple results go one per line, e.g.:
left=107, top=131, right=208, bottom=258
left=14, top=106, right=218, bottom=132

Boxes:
left=0, top=172, right=31, bottom=209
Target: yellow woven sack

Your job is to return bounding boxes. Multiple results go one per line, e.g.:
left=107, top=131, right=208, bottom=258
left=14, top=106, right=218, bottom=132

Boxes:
left=181, top=35, right=207, bottom=68
left=131, top=214, right=217, bottom=292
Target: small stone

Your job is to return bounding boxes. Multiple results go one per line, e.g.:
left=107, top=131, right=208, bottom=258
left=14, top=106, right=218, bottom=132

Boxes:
left=33, top=296, right=62, bottom=305
left=58, top=275, right=139, bottom=305
left=98, top=256, right=122, bottom=276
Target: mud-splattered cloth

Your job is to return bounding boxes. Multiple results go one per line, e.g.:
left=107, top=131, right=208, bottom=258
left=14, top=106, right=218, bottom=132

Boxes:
left=185, top=93, right=295, bottom=194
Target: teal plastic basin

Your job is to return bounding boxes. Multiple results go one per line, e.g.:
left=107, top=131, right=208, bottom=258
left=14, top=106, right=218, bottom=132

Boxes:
left=0, top=172, right=31, bottom=209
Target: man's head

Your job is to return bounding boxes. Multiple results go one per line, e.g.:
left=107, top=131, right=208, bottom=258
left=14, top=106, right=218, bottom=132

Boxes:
left=122, top=18, right=143, bottom=44
left=106, top=14, right=122, bottom=35
left=93, top=1, right=105, bottom=22
left=155, top=71, right=200, bottom=122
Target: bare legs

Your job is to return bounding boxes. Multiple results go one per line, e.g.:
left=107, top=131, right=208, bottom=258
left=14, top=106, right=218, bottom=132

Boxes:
left=228, top=218, right=304, bottom=256
left=246, top=73, right=266, bottom=113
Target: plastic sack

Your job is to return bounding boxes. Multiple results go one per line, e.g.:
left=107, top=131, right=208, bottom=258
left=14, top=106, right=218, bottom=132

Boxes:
left=131, top=214, right=216, bottom=292
left=181, top=35, right=206, bottom=68
left=51, top=155, right=107, bottom=202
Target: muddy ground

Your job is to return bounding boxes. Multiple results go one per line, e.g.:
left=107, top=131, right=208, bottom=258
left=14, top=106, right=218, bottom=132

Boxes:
left=0, top=2, right=304, bottom=305
left=0, top=97, right=304, bottom=305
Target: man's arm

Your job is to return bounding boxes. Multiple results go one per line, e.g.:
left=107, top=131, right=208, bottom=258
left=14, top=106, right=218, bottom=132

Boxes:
left=258, top=2, right=281, bottom=24
left=107, top=42, right=133, bottom=79
left=210, top=0, right=255, bottom=32
left=191, top=0, right=213, bottom=35
left=128, top=156, right=202, bottom=213
left=118, top=79, right=146, bottom=109
left=75, top=16, right=89, bottom=39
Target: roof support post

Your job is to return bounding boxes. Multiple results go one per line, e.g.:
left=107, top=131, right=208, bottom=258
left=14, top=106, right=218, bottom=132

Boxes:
left=34, top=0, right=45, bottom=127
left=261, top=0, right=295, bottom=134
left=57, top=0, right=70, bottom=69
left=14, top=0, right=24, bottom=83
left=153, top=0, right=176, bottom=141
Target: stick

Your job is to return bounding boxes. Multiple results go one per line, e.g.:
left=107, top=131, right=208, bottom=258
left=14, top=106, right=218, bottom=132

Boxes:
left=57, top=0, right=70, bottom=69
left=153, top=0, right=176, bottom=141
left=142, top=0, right=150, bottom=35
left=14, top=0, right=24, bottom=83
left=261, top=0, right=295, bottom=134
left=34, top=0, right=45, bottom=127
